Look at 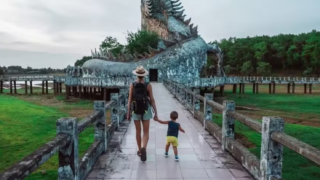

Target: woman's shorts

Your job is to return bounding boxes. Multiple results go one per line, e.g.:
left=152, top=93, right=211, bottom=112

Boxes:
left=132, top=105, right=153, bottom=121
left=166, top=136, right=179, bottom=146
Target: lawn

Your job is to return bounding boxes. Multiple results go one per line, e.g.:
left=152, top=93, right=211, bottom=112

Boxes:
left=0, top=94, right=95, bottom=180
left=212, top=90, right=320, bottom=180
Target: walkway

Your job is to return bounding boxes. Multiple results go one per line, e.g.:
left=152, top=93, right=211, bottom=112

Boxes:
left=86, top=83, right=254, bottom=180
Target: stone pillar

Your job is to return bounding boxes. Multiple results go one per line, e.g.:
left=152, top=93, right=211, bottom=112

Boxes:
left=79, top=86, right=82, bottom=98
left=46, top=81, right=48, bottom=94
left=14, top=80, right=17, bottom=94
left=268, top=83, right=271, bottom=94
left=59, top=83, right=62, bottom=94
left=25, top=81, right=28, bottom=94
left=0, top=80, right=3, bottom=93
left=93, top=88, right=96, bottom=99
left=260, top=117, right=284, bottom=180
left=220, top=85, right=224, bottom=96
left=94, top=101, right=107, bottom=151
left=42, top=81, right=45, bottom=94
left=56, top=117, right=79, bottom=180
left=66, top=86, right=70, bottom=99
left=272, top=83, right=276, bottom=94
left=232, top=84, right=237, bottom=94
left=222, top=101, right=235, bottom=151
left=292, top=83, right=295, bottom=94
left=10, top=80, right=12, bottom=94
left=53, top=81, right=56, bottom=94
left=242, top=83, right=245, bottom=94
left=204, top=93, right=213, bottom=129
left=309, top=84, right=312, bottom=94
left=253, top=83, right=256, bottom=94
left=193, top=88, right=200, bottom=117
left=103, top=88, right=107, bottom=101
left=30, top=81, right=33, bottom=94
left=89, top=88, right=92, bottom=99
left=111, top=93, right=119, bottom=128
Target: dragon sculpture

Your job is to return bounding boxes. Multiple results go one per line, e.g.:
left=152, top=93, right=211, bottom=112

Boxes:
left=67, top=0, right=225, bottom=83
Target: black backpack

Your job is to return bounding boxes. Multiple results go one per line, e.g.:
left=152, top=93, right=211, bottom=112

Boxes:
left=132, top=82, right=149, bottom=117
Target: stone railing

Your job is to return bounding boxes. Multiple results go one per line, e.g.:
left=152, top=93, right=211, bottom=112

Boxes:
left=169, top=76, right=320, bottom=88
left=164, top=79, right=320, bottom=180
left=65, top=76, right=135, bottom=88
left=0, top=93, right=128, bottom=180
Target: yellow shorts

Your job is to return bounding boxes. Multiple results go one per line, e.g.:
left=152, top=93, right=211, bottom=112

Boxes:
left=166, top=136, right=179, bottom=147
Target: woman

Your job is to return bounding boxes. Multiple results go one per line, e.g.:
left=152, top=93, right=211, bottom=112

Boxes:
left=127, top=66, right=158, bottom=161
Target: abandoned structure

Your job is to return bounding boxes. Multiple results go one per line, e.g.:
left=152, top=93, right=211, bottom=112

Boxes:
left=64, top=0, right=225, bottom=100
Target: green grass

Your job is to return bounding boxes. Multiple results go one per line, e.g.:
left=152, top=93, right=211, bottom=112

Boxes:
left=212, top=91, right=320, bottom=180
left=224, top=90, right=320, bottom=117
left=0, top=95, right=94, bottom=180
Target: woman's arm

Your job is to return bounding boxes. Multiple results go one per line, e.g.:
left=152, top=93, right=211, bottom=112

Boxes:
left=126, top=84, right=133, bottom=120
left=147, top=84, right=158, bottom=119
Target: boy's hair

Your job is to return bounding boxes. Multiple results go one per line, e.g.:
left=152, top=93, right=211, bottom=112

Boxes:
left=170, top=111, right=178, bottom=120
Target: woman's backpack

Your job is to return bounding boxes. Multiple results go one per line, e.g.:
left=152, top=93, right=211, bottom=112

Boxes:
left=132, top=82, right=149, bottom=118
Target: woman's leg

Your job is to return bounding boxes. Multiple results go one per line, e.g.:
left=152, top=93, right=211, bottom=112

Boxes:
left=134, top=120, right=142, bottom=152
left=141, top=120, right=150, bottom=149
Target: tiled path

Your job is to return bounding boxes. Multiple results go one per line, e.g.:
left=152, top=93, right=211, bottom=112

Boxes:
left=87, top=83, right=254, bottom=180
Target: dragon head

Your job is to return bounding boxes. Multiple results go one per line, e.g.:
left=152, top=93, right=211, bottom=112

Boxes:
left=141, top=0, right=198, bottom=42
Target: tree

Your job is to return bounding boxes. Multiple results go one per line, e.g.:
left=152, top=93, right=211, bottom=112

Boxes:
left=126, top=29, right=159, bottom=55
left=240, top=61, right=254, bottom=75
left=257, top=62, right=272, bottom=76
left=75, top=56, right=92, bottom=66
left=253, top=41, right=268, bottom=61
left=100, top=36, right=124, bottom=56
left=223, top=65, right=234, bottom=75
left=0, top=68, right=3, bottom=75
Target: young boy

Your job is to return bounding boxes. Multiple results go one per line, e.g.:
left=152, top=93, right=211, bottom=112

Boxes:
left=154, top=111, right=185, bottom=161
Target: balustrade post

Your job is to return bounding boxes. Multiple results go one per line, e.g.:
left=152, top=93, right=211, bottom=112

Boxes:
left=111, top=93, right=120, bottom=128
left=30, top=81, right=33, bottom=94
left=46, top=80, right=48, bottom=94
left=193, top=88, right=200, bottom=117
left=42, top=80, right=45, bottom=94
left=56, top=117, right=79, bottom=180
left=14, top=80, right=17, bottom=94
left=0, top=80, right=3, bottom=93
left=204, top=93, right=213, bottom=129
left=292, top=82, right=295, bottom=94
left=260, top=117, right=284, bottom=180
left=94, top=101, right=107, bottom=151
left=222, top=101, right=235, bottom=151
left=10, top=80, right=12, bottom=94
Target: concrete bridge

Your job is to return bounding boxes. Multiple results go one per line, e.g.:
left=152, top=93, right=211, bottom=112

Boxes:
left=85, top=83, right=254, bottom=180
left=1, top=81, right=320, bottom=180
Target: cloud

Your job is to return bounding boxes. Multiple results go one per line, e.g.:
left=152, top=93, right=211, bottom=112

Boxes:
left=0, top=0, right=320, bottom=68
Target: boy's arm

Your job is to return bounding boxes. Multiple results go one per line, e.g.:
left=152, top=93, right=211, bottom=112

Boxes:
left=155, top=119, right=170, bottom=124
left=179, top=125, right=185, bottom=133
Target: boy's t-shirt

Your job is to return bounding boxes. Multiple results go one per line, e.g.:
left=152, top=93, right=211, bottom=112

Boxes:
left=167, top=121, right=180, bottom=138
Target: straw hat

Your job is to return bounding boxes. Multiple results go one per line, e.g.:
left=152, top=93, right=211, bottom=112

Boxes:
left=132, top=66, right=149, bottom=76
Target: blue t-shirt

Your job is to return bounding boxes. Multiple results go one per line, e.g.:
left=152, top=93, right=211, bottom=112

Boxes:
left=167, top=121, right=180, bottom=138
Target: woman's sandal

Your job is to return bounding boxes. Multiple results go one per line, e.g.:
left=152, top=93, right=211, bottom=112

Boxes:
left=137, top=151, right=141, bottom=156
left=140, top=147, right=147, bottom=162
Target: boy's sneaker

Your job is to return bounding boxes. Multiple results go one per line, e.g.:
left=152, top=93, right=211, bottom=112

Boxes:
left=175, top=156, right=179, bottom=161
left=164, top=152, right=168, bottom=157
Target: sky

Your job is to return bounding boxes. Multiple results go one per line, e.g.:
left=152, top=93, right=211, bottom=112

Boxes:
left=0, top=0, right=320, bottom=69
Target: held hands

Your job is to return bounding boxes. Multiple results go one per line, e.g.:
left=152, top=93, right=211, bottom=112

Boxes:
left=153, top=114, right=158, bottom=121
left=127, top=112, right=131, bottom=121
